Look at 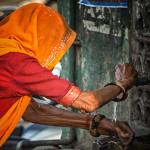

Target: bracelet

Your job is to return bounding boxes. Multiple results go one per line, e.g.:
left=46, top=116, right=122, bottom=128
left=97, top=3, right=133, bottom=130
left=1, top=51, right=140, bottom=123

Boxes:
left=104, top=81, right=128, bottom=102
left=89, top=114, right=105, bottom=137
left=85, top=114, right=92, bottom=130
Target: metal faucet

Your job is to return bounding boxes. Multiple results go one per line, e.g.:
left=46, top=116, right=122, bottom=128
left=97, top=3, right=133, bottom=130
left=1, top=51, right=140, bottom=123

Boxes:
left=135, top=77, right=150, bottom=86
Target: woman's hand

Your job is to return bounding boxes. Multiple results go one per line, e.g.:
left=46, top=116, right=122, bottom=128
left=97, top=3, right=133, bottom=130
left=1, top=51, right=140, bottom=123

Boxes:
left=97, top=118, right=134, bottom=150
left=115, top=63, right=138, bottom=91
left=71, top=63, right=138, bottom=113
left=71, top=91, right=100, bottom=113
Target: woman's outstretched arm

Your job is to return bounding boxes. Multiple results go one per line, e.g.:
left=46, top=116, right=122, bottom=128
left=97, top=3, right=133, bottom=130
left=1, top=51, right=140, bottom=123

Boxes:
left=22, top=98, right=87, bottom=129
left=71, top=63, right=138, bottom=113
left=22, top=98, right=134, bottom=150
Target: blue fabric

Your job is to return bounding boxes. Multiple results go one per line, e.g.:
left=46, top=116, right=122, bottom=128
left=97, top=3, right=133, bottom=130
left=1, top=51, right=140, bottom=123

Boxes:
left=79, top=0, right=128, bottom=8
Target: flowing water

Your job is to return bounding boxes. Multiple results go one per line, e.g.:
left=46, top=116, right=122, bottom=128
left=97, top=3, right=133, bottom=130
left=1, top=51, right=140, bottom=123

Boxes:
left=113, top=102, right=118, bottom=121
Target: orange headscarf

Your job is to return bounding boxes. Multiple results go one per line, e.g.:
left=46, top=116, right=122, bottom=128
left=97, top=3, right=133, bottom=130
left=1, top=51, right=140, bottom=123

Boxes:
left=0, top=3, right=76, bottom=147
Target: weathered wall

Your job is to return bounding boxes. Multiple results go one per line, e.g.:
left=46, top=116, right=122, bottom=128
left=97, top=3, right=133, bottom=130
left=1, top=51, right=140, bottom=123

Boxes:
left=0, top=0, right=149, bottom=149
left=76, top=5, right=131, bottom=149
left=129, top=0, right=150, bottom=136
left=58, top=0, right=150, bottom=149
left=58, top=0, right=132, bottom=149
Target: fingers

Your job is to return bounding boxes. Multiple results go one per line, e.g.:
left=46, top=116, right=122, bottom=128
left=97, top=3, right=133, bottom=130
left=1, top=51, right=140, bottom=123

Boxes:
left=115, top=127, right=134, bottom=146
left=123, top=145, right=130, bottom=150
left=114, top=121, right=134, bottom=146
left=80, top=109, right=86, bottom=113
left=115, top=64, right=122, bottom=69
left=115, top=63, right=138, bottom=90
left=122, top=121, right=134, bottom=135
left=115, top=63, right=134, bottom=69
left=71, top=97, right=96, bottom=113
left=115, top=63, right=134, bottom=73
left=71, top=91, right=100, bottom=113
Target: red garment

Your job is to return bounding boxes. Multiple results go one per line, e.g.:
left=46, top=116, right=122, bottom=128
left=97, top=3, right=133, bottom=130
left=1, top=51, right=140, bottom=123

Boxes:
left=0, top=52, right=81, bottom=119
left=0, top=3, right=78, bottom=146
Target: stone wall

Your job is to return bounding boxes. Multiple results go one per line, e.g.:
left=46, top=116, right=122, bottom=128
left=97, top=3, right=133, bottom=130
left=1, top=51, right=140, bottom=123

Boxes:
left=130, top=0, right=150, bottom=136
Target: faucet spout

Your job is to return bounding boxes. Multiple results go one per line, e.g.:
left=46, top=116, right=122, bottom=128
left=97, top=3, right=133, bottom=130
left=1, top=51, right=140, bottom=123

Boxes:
left=135, top=77, right=150, bottom=86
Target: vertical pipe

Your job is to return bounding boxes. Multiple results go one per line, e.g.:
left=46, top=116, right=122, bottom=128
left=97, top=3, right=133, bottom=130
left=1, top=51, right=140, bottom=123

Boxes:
left=57, top=0, right=77, bottom=144
left=57, top=0, right=76, bottom=83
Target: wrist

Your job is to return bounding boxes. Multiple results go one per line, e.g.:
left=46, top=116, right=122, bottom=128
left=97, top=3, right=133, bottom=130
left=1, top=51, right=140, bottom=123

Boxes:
left=85, top=114, right=93, bottom=130
left=104, top=82, right=128, bottom=102
left=116, top=79, right=130, bottom=91
left=88, top=114, right=106, bottom=137
left=97, top=118, right=116, bottom=136
left=60, top=85, right=82, bottom=108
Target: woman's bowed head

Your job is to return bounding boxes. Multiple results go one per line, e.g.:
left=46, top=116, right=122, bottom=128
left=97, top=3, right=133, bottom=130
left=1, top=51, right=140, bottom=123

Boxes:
left=0, top=2, right=138, bottom=149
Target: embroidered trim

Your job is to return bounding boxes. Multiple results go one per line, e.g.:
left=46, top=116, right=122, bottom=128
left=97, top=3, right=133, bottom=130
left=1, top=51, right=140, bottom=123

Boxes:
left=60, top=86, right=82, bottom=108
left=41, top=28, right=73, bottom=68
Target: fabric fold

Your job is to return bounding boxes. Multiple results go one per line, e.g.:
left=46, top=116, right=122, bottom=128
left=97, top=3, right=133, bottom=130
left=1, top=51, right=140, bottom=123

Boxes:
left=0, top=3, right=76, bottom=147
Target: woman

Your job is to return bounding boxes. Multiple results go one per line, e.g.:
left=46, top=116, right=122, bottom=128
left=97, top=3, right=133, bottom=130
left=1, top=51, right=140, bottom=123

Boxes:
left=0, top=3, right=137, bottom=149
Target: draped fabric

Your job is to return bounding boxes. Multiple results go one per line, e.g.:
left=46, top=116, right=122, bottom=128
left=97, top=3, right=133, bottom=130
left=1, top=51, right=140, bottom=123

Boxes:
left=0, top=96, right=31, bottom=147
left=0, top=3, right=76, bottom=147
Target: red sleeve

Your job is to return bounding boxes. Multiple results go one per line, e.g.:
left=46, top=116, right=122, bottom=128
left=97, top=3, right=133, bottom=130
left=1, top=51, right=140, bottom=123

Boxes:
left=12, top=53, right=82, bottom=107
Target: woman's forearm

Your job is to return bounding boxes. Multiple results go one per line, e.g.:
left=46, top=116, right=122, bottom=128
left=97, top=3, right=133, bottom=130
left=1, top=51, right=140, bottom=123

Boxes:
left=71, top=85, right=121, bottom=113
left=23, top=85, right=121, bottom=128
left=92, top=85, right=121, bottom=107
left=22, top=99, right=88, bottom=129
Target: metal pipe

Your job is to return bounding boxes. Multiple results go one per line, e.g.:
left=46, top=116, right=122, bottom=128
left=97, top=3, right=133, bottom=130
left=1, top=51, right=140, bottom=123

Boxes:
left=92, top=137, right=123, bottom=150
left=135, top=77, right=150, bottom=86
left=16, top=128, right=76, bottom=150
left=73, top=40, right=81, bottom=46
left=0, top=6, right=18, bottom=11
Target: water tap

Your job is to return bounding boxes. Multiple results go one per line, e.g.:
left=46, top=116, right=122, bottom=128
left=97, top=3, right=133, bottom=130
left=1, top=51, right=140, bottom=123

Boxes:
left=92, top=137, right=124, bottom=150
left=135, top=77, right=150, bottom=86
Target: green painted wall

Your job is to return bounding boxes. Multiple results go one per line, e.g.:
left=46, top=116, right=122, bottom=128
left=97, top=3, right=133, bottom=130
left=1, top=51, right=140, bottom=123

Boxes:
left=58, top=1, right=131, bottom=149
left=75, top=5, right=131, bottom=119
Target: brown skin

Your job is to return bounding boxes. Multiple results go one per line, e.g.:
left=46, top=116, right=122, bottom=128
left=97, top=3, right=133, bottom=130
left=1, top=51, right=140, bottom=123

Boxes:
left=71, top=85, right=121, bottom=113
left=71, top=63, right=138, bottom=113
left=115, top=63, right=138, bottom=90
left=22, top=63, right=137, bottom=150
left=23, top=99, right=134, bottom=150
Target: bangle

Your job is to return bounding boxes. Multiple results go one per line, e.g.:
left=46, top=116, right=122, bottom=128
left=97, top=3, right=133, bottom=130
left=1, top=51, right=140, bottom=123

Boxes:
left=89, top=114, right=105, bottom=137
left=85, top=114, right=92, bottom=130
left=116, top=81, right=126, bottom=93
left=104, top=81, right=128, bottom=102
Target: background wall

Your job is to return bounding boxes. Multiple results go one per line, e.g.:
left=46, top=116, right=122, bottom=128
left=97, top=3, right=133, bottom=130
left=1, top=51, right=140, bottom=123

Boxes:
left=58, top=0, right=150, bottom=149
left=129, top=0, right=150, bottom=136
left=0, top=0, right=149, bottom=149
